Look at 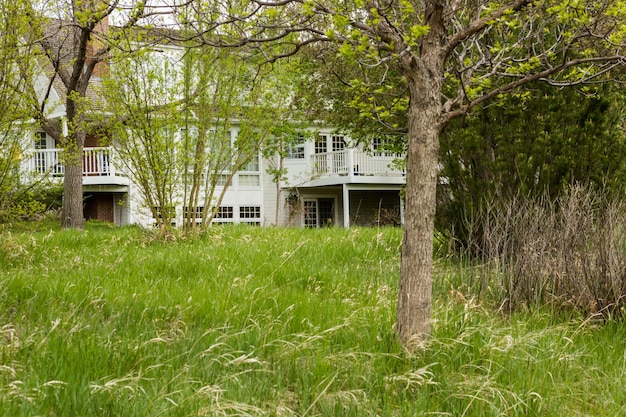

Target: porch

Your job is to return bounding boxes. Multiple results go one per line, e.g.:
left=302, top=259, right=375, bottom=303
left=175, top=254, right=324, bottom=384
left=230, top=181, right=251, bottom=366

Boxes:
left=311, top=148, right=404, bottom=179
left=26, top=147, right=129, bottom=186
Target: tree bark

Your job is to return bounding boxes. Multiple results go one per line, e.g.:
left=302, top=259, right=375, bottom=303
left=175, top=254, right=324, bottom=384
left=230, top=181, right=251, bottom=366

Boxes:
left=61, top=96, right=86, bottom=229
left=61, top=128, right=86, bottom=229
left=396, top=82, right=442, bottom=344
left=395, top=2, right=446, bottom=345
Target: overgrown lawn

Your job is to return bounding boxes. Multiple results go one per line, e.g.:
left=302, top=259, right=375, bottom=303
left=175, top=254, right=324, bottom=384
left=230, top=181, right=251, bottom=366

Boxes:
left=0, top=223, right=624, bottom=416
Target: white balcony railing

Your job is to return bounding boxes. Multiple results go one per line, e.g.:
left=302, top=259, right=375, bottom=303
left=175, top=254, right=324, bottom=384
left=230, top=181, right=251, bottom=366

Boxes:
left=27, top=147, right=122, bottom=177
left=311, top=149, right=404, bottom=177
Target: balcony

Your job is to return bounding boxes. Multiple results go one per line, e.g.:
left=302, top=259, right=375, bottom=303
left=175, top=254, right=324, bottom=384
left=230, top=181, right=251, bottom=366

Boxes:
left=26, top=147, right=129, bottom=186
left=311, top=149, right=404, bottom=181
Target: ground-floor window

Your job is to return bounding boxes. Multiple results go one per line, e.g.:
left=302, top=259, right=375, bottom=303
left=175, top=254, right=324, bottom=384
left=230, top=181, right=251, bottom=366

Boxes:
left=240, top=206, right=261, bottom=224
left=183, top=206, right=204, bottom=220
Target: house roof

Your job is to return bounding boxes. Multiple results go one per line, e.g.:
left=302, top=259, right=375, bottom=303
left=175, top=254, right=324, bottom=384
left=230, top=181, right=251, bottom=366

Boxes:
left=38, top=18, right=107, bottom=116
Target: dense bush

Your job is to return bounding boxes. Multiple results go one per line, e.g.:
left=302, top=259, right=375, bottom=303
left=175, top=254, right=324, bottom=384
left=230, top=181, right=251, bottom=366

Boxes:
left=438, top=83, right=626, bottom=247
left=0, top=181, right=63, bottom=223
left=466, top=185, right=626, bottom=317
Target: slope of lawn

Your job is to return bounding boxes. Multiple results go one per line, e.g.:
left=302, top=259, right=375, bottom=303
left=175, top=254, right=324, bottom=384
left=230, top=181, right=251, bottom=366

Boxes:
left=0, top=222, right=625, bottom=416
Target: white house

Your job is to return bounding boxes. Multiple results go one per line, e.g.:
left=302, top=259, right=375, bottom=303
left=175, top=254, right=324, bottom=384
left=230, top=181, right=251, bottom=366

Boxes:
left=25, top=126, right=405, bottom=228
left=21, top=19, right=405, bottom=228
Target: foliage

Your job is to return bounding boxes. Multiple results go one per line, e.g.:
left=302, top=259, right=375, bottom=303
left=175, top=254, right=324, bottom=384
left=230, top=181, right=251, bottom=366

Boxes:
left=438, top=82, right=626, bottom=244
left=0, top=0, right=43, bottom=223
left=102, top=30, right=297, bottom=234
left=0, top=182, right=63, bottom=223
left=1, top=225, right=626, bottom=415
left=207, top=0, right=626, bottom=342
left=453, top=184, right=626, bottom=317
left=12, top=0, right=154, bottom=228
left=292, top=46, right=407, bottom=152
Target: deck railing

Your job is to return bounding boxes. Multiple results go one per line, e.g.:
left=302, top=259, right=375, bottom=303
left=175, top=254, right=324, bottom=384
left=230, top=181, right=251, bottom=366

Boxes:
left=311, top=149, right=404, bottom=177
left=27, top=147, right=122, bottom=177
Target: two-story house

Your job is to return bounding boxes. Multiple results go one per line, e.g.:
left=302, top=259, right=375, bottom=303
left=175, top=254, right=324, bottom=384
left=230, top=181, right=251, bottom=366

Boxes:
left=26, top=127, right=405, bottom=228
left=21, top=19, right=405, bottom=228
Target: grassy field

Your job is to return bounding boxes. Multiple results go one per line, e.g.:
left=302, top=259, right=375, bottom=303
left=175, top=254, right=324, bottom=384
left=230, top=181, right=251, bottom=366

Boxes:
left=0, top=222, right=625, bottom=416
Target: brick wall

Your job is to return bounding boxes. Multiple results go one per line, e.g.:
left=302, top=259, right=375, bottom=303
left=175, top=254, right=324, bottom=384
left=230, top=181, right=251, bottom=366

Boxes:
left=84, top=193, right=114, bottom=223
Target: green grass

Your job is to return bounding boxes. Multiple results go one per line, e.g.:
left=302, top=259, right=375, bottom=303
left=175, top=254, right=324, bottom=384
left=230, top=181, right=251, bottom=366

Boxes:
left=0, top=223, right=625, bottom=416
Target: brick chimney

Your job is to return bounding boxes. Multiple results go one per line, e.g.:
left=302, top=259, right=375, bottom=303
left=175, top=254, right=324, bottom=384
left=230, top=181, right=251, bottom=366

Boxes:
left=88, top=15, right=110, bottom=77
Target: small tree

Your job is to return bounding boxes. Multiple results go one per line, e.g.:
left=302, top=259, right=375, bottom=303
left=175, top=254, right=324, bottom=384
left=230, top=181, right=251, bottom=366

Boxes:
left=0, top=0, right=40, bottom=221
left=103, top=32, right=290, bottom=233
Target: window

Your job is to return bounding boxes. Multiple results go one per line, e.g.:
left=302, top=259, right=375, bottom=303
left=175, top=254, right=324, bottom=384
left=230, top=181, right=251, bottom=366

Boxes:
left=216, top=173, right=230, bottom=186
left=34, top=132, right=48, bottom=173
left=240, top=206, right=261, bottom=220
left=372, top=137, right=394, bottom=156
left=183, top=206, right=204, bottom=219
left=238, top=154, right=260, bottom=187
left=239, top=174, right=260, bottom=187
left=304, top=200, right=317, bottom=228
left=304, top=198, right=335, bottom=228
left=153, top=206, right=177, bottom=227
left=241, top=155, right=260, bottom=172
left=332, top=135, right=345, bottom=152
left=35, top=132, right=47, bottom=149
left=153, top=206, right=176, bottom=220
left=286, top=135, right=305, bottom=159
left=212, top=206, right=234, bottom=224
left=315, top=135, right=327, bottom=154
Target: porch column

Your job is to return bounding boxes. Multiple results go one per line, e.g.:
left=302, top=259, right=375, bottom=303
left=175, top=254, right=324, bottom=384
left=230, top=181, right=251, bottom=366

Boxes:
left=343, top=184, right=350, bottom=228
left=347, top=148, right=355, bottom=179
left=399, top=191, right=405, bottom=225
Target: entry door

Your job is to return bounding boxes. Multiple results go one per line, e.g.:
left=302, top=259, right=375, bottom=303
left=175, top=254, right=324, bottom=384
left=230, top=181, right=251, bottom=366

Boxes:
left=303, top=198, right=335, bottom=227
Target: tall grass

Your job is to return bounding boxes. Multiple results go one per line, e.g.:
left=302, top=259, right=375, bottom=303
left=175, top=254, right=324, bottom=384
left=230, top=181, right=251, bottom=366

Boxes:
left=462, top=185, right=626, bottom=316
left=1, top=223, right=625, bottom=416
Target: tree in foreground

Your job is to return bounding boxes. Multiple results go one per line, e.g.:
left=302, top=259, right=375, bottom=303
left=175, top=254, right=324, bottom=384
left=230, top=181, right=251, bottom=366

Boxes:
left=0, top=0, right=50, bottom=221
left=178, top=0, right=626, bottom=345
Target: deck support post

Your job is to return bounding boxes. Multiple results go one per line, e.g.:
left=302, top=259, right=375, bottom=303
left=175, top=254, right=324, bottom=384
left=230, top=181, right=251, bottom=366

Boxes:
left=343, top=184, right=350, bottom=228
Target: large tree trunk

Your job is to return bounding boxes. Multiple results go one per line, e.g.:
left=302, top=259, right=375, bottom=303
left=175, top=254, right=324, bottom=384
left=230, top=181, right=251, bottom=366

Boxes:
left=396, top=82, right=442, bottom=344
left=61, top=127, right=86, bottom=229
left=395, top=3, right=446, bottom=344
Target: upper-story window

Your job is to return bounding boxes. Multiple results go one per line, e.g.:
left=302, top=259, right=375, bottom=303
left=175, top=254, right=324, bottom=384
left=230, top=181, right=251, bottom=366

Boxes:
left=35, top=132, right=47, bottom=149
left=285, top=135, right=305, bottom=159
left=241, top=155, right=259, bottom=172
left=34, top=132, right=53, bottom=174
left=238, top=154, right=260, bottom=187
left=372, top=137, right=386, bottom=156
left=332, top=135, right=345, bottom=152
left=317, top=134, right=345, bottom=154
left=315, top=135, right=327, bottom=154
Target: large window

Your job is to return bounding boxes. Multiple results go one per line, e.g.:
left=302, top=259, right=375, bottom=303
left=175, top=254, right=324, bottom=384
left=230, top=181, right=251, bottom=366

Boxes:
left=315, top=135, right=328, bottom=154
left=215, top=172, right=230, bottom=186
left=286, top=135, right=305, bottom=159
left=212, top=206, right=234, bottom=223
left=240, top=206, right=261, bottom=224
left=332, top=135, right=345, bottom=152
left=238, top=154, right=260, bottom=187
left=304, top=198, right=335, bottom=228
left=183, top=206, right=204, bottom=219
left=34, top=132, right=49, bottom=174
